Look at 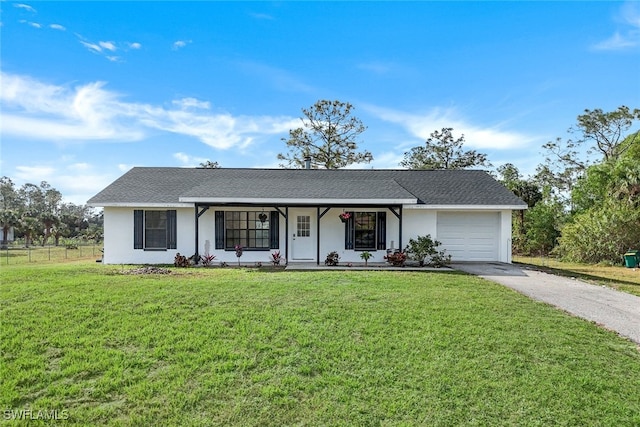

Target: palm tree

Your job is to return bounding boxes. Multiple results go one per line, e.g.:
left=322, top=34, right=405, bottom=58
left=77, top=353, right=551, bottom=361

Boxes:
left=0, top=209, right=19, bottom=247
left=20, top=216, right=41, bottom=247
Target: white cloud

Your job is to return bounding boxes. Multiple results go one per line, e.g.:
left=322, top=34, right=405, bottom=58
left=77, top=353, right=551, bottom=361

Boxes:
left=99, top=41, right=117, bottom=51
left=118, top=164, right=134, bottom=172
left=172, top=97, right=211, bottom=110
left=12, top=160, right=126, bottom=205
left=364, top=104, right=535, bottom=150
left=1, top=73, right=145, bottom=141
left=56, top=173, right=113, bottom=194
left=592, top=31, right=639, bottom=50
left=357, top=61, right=393, bottom=75
left=128, top=42, right=142, bottom=49
left=173, top=152, right=211, bottom=167
left=369, top=151, right=405, bottom=169
left=80, top=40, right=117, bottom=53
left=80, top=40, right=102, bottom=53
left=172, top=40, right=191, bottom=50
left=236, top=60, right=315, bottom=93
left=50, top=24, right=66, bottom=31
left=67, top=162, right=91, bottom=171
left=14, top=3, right=36, bottom=13
left=28, top=21, right=41, bottom=28
left=249, top=12, right=275, bottom=20
left=15, top=165, right=55, bottom=182
left=592, top=2, right=640, bottom=51
left=0, top=72, right=298, bottom=151
left=106, top=56, right=121, bottom=62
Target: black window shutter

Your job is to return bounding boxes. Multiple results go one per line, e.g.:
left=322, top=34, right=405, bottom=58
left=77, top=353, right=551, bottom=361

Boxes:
left=214, top=211, right=225, bottom=249
left=344, top=211, right=354, bottom=250
left=166, top=210, right=177, bottom=249
left=133, top=210, right=143, bottom=249
left=377, top=211, right=387, bottom=250
left=269, top=210, right=279, bottom=249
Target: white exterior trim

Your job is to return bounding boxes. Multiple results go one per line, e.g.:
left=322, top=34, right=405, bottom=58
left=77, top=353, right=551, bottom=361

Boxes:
left=89, top=202, right=193, bottom=208
left=179, top=197, right=417, bottom=205
left=404, top=204, right=526, bottom=211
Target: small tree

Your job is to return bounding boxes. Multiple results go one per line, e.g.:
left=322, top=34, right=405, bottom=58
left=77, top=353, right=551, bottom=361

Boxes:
left=278, top=100, right=372, bottom=169
left=359, top=251, right=373, bottom=266
left=235, top=244, right=243, bottom=266
left=404, top=235, right=450, bottom=267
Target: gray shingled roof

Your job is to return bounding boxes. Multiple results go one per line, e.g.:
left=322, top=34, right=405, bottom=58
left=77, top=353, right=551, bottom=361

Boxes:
left=87, top=167, right=527, bottom=207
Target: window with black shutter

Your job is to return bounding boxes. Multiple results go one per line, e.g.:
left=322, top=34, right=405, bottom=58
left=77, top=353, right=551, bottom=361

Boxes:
left=133, top=209, right=177, bottom=250
left=344, top=211, right=387, bottom=251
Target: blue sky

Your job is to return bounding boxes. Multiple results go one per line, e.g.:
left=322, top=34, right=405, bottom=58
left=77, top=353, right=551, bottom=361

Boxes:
left=1, top=1, right=639, bottom=204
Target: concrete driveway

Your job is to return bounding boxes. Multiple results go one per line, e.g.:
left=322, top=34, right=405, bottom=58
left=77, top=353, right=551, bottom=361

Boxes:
left=450, top=262, right=640, bottom=345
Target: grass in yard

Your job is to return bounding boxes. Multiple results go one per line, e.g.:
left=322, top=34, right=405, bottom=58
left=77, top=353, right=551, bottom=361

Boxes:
left=2, top=262, right=640, bottom=426
left=514, top=255, right=640, bottom=297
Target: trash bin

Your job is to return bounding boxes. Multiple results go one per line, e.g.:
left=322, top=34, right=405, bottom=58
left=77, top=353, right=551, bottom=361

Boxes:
left=623, top=250, right=639, bottom=268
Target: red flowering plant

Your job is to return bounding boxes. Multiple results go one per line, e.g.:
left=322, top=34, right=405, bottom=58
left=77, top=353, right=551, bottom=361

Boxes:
left=201, top=253, right=216, bottom=267
left=339, top=212, right=351, bottom=222
left=234, top=244, right=243, bottom=266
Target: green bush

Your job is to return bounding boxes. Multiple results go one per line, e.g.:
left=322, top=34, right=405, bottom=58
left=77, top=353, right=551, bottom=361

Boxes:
left=557, top=201, right=640, bottom=264
left=404, top=235, right=451, bottom=267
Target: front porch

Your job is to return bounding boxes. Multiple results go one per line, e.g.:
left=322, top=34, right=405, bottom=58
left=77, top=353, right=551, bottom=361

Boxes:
left=193, top=204, right=406, bottom=266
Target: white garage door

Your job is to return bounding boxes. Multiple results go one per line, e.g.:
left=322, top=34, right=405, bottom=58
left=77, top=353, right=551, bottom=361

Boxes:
left=437, top=212, right=500, bottom=261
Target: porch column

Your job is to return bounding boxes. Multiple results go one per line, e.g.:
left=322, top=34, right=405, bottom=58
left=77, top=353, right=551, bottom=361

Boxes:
left=316, top=207, right=330, bottom=265
left=194, top=204, right=199, bottom=259
left=194, top=205, right=209, bottom=260
left=398, top=205, right=403, bottom=250
left=285, top=207, right=289, bottom=264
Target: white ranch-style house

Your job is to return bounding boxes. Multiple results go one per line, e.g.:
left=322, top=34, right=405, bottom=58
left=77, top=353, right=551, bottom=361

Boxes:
left=88, top=167, right=527, bottom=265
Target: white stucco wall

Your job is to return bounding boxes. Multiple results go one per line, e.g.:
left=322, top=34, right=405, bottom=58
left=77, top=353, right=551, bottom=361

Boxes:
left=315, top=208, right=400, bottom=264
left=102, top=205, right=515, bottom=265
left=499, top=210, right=513, bottom=263
left=103, top=207, right=194, bottom=264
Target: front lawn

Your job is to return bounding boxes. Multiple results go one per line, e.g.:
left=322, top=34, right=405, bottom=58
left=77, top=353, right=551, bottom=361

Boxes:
left=2, top=263, right=639, bottom=426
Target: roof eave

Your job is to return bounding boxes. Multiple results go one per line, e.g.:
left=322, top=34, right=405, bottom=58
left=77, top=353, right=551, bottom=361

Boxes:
left=87, top=202, right=194, bottom=208
left=179, top=197, right=418, bottom=205
left=404, top=204, right=528, bottom=210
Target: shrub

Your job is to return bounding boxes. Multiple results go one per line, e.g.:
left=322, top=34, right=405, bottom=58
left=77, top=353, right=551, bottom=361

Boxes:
left=325, top=251, right=340, bottom=266
left=174, top=253, right=189, bottom=267
left=557, top=201, right=640, bottom=264
left=384, top=252, right=406, bottom=267
left=404, top=235, right=451, bottom=267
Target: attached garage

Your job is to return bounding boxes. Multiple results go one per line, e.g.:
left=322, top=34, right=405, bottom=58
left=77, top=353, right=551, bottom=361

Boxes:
left=437, top=212, right=500, bottom=261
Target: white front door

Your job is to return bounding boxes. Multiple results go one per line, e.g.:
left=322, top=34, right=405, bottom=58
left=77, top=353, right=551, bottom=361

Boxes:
left=291, top=209, right=315, bottom=260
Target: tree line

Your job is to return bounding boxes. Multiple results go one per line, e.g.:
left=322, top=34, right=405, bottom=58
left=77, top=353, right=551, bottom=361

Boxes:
left=275, top=100, right=640, bottom=264
left=4, top=100, right=637, bottom=263
left=0, top=178, right=102, bottom=247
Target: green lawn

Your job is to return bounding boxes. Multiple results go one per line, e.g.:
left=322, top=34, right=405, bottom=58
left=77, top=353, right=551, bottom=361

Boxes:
left=2, top=263, right=639, bottom=426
